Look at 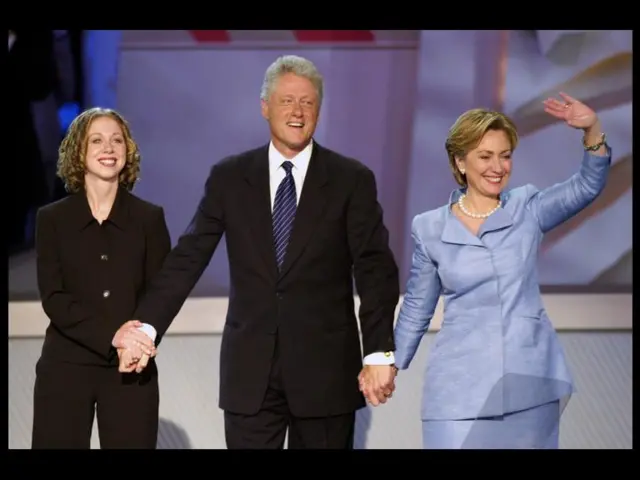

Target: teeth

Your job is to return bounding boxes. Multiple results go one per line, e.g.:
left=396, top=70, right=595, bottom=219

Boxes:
left=486, top=177, right=502, bottom=183
left=287, top=122, right=304, bottom=127
left=99, top=159, right=116, bottom=166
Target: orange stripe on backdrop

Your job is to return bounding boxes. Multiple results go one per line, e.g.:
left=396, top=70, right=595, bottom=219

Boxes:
left=188, top=30, right=231, bottom=42
left=292, top=30, right=375, bottom=42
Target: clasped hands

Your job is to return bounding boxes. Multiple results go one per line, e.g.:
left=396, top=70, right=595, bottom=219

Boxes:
left=111, top=320, right=157, bottom=373
left=358, top=364, right=398, bottom=406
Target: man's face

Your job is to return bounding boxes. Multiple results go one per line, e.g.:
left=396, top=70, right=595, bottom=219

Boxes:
left=261, top=72, right=320, bottom=158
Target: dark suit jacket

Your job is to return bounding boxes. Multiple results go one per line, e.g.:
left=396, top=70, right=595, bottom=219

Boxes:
left=135, top=142, right=400, bottom=417
left=35, top=186, right=171, bottom=368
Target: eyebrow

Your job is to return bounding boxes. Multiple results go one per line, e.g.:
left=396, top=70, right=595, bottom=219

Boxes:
left=88, top=132, right=123, bottom=137
left=478, top=149, right=511, bottom=154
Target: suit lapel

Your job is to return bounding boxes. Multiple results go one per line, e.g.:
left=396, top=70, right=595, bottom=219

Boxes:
left=441, top=189, right=515, bottom=246
left=278, top=142, right=329, bottom=279
left=478, top=207, right=513, bottom=237
left=440, top=214, right=485, bottom=247
left=244, top=144, right=279, bottom=279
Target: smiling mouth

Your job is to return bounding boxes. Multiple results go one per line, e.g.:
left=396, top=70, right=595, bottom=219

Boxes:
left=98, top=158, right=117, bottom=167
left=287, top=122, right=304, bottom=128
left=485, top=176, right=503, bottom=184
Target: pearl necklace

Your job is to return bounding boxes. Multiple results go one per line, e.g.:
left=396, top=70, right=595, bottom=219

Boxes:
left=458, top=193, right=501, bottom=219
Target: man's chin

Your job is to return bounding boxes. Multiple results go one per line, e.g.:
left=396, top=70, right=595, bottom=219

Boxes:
left=280, top=138, right=312, bottom=154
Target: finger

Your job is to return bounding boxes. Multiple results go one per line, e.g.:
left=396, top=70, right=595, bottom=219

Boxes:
left=543, top=97, right=566, bottom=108
left=124, top=319, right=143, bottom=328
left=127, top=345, right=143, bottom=360
left=373, top=386, right=387, bottom=404
left=136, top=354, right=150, bottom=373
left=558, top=91, right=578, bottom=104
left=367, top=392, right=380, bottom=406
left=543, top=106, right=566, bottom=120
left=119, top=357, right=134, bottom=372
left=363, top=386, right=376, bottom=405
left=126, top=335, right=155, bottom=355
left=542, top=100, right=567, bottom=115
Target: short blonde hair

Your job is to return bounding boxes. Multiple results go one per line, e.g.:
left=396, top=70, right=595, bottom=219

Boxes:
left=57, top=107, right=141, bottom=193
left=445, top=108, right=519, bottom=186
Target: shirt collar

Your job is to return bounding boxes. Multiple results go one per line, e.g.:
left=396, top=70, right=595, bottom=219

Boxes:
left=71, top=185, right=131, bottom=230
left=268, top=139, right=313, bottom=173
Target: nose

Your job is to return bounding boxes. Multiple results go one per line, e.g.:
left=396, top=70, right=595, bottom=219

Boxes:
left=490, top=156, right=505, bottom=173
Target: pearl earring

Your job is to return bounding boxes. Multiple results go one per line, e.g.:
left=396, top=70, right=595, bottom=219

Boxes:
left=459, top=169, right=465, bottom=175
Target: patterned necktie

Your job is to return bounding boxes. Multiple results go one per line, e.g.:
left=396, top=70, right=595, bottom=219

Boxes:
left=272, top=161, right=297, bottom=270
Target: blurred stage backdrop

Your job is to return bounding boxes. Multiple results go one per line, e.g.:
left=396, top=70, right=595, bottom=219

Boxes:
left=9, top=30, right=632, bottom=449
left=109, top=30, right=632, bottom=296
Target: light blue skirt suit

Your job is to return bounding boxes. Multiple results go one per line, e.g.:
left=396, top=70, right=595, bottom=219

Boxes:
left=393, top=148, right=612, bottom=449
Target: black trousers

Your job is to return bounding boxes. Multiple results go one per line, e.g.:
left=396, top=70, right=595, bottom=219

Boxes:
left=32, top=359, right=159, bottom=449
left=224, top=338, right=355, bottom=449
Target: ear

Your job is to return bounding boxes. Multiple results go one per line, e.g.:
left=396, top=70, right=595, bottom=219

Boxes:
left=455, top=156, right=466, bottom=174
left=260, top=99, right=269, bottom=120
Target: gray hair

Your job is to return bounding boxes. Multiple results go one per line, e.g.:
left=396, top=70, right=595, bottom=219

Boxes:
left=260, top=55, right=324, bottom=105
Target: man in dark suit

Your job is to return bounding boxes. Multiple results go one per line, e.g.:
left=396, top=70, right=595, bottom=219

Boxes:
left=130, top=55, right=400, bottom=449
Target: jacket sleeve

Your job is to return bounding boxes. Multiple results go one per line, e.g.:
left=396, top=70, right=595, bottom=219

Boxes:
left=141, top=206, right=172, bottom=344
left=134, top=163, right=226, bottom=342
left=393, top=217, right=442, bottom=370
left=347, top=166, right=400, bottom=358
left=526, top=148, right=612, bottom=233
left=35, top=207, right=117, bottom=361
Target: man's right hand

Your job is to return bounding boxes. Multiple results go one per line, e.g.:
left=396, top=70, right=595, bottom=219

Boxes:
left=112, top=320, right=156, bottom=360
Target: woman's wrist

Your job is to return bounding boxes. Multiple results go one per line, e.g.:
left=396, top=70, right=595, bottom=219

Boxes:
left=583, top=120, right=602, bottom=145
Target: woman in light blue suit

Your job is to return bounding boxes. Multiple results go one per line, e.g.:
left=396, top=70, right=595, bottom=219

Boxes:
left=392, top=93, right=610, bottom=449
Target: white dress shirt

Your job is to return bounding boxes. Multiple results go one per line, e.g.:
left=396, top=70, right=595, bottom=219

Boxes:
left=137, top=141, right=395, bottom=366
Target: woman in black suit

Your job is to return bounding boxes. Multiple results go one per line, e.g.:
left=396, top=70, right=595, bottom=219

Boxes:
left=32, top=107, right=171, bottom=449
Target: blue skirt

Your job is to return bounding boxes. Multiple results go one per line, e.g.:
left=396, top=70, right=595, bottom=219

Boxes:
left=422, top=400, right=560, bottom=449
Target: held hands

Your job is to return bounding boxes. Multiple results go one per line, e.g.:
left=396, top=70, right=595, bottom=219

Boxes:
left=111, top=320, right=157, bottom=373
left=117, top=346, right=156, bottom=373
left=358, top=364, right=398, bottom=406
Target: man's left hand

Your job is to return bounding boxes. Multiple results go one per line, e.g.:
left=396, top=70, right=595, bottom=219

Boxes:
left=358, top=364, right=397, bottom=406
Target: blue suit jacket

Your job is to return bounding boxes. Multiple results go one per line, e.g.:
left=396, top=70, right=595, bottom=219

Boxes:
left=394, top=149, right=612, bottom=420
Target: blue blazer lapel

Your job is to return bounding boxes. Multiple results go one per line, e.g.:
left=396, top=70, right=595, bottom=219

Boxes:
left=441, top=188, right=514, bottom=245
left=478, top=207, right=514, bottom=237
left=441, top=214, right=484, bottom=247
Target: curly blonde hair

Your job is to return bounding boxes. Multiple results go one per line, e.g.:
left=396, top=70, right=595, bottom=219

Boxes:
left=57, top=107, right=142, bottom=193
left=445, top=108, right=519, bottom=187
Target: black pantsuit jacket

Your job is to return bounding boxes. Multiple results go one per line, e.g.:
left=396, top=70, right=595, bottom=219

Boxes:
left=35, top=187, right=171, bottom=368
left=135, top=142, right=400, bottom=417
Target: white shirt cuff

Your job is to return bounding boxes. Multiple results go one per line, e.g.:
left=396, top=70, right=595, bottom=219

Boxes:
left=137, top=323, right=157, bottom=343
left=363, top=351, right=395, bottom=365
